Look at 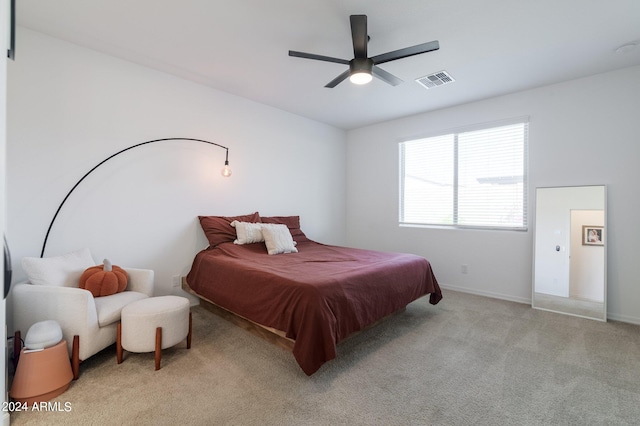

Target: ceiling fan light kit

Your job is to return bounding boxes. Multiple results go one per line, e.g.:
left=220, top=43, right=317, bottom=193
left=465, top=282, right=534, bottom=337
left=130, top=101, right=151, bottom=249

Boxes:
left=289, top=14, right=439, bottom=88
left=349, top=58, right=374, bottom=84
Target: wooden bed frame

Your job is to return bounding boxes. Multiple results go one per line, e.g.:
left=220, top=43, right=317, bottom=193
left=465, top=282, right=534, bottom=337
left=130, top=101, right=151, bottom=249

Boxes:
left=182, top=277, right=295, bottom=351
left=182, top=277, right=407, bottom=354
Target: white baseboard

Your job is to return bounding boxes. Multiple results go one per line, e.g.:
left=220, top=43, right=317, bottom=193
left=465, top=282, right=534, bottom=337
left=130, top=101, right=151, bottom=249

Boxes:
left=440, top=283, right=640, bottom=325
left=439, top=283, right=531, bottom=305
left=170, top=287, right=200, bottom=307
left=606, top=312, right=640, bottom=325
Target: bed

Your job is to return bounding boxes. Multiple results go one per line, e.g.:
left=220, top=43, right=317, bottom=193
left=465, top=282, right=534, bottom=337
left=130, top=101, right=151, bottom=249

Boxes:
left=185, top=213, right=442, bottom=375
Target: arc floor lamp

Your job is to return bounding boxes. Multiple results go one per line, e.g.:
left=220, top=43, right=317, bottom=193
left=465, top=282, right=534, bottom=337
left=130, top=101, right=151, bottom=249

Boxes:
left=40, top=137, right=231, bottom=258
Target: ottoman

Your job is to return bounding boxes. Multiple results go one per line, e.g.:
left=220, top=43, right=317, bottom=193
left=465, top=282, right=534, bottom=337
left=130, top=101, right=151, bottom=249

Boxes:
left=117, top=295, right=192, bottom=370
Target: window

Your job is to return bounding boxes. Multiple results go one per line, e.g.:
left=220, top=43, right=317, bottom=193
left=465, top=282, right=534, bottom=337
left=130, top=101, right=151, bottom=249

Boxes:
left=399, top=120, right=528, bottom=230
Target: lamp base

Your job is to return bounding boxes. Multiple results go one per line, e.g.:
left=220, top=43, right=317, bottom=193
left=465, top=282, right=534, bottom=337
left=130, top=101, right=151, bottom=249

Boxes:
left=11, top=383, right=71, bottom=406
left=10, top=340, right=73, bottom=404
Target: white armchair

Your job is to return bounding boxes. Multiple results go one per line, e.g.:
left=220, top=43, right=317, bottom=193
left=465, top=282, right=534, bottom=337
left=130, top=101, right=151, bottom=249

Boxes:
left=13, top=266, right=154, bottom=379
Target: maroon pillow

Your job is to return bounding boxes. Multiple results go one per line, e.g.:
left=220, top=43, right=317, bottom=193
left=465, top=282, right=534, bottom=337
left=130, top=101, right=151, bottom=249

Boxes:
left=261, top=216, right=310, bottom=243
left=199, top=212, right=261, bottom=247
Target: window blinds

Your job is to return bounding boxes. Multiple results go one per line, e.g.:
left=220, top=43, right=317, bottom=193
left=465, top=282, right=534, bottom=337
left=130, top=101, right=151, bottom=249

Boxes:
left=400, top=121, right=528, bottom=230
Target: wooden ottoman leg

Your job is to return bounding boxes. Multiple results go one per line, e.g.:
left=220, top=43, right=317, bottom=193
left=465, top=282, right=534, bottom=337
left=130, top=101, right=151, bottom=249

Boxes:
left=155, top=327, right=162, bottom=371
left=117, top=323, right=123, bottom=364
left=187, top=312, right=192, bottom=349
left=72, top=335, right=80, bottom=380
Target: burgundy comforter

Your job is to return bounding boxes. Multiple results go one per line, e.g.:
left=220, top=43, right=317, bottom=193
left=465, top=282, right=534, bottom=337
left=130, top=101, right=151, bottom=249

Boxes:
left=186, top=240, right=442, bottom=375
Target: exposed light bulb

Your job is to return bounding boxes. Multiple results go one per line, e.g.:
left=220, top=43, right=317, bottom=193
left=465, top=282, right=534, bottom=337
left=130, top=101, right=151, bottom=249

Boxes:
left=350, top=72, right=373, bottom=85
left=221, top=161, right=232, bottom=177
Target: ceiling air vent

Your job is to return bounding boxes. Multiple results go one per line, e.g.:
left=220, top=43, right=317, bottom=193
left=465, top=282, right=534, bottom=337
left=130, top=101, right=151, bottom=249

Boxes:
left=416, top=70, right=455, bottom=89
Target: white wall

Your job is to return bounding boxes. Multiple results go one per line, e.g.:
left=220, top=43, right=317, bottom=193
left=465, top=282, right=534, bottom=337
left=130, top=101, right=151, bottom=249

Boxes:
left=1, top=0, right=9, bottom=422
left=6, top=28, right=346, bottom=300
left=346, top=65, right=640, bottom=323
left=534, top=188, right=572, bottom=298
left=569, top=209, right=605, bottom=302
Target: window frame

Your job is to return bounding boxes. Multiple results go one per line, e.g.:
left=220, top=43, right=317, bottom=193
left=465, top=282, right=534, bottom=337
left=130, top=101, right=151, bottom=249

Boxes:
left=398, top=117, right=529, bottom=232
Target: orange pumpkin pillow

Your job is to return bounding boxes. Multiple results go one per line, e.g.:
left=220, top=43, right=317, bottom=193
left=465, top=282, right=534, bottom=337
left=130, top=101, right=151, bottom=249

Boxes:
left=79, top=259, right=128, bottom=297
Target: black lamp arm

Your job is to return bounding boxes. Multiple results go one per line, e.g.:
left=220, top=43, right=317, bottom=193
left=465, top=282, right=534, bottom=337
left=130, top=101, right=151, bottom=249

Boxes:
left=40, top=137, right=229, bottom=258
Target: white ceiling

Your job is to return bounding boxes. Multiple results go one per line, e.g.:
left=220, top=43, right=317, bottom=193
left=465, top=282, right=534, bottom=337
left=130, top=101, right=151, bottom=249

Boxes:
left=17, top=0, right=640, bottom=130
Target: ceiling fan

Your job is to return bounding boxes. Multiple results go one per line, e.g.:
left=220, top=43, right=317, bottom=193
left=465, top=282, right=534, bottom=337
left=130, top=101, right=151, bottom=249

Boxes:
left=288, top=14, right=439, bottom=88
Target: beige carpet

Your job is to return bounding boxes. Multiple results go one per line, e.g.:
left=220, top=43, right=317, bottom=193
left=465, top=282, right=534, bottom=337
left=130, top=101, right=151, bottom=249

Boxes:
left=9, top=290, right=640, bottom=425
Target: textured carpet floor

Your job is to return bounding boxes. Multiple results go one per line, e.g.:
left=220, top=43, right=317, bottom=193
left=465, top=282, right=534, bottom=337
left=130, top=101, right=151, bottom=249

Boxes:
left=9, top=290, right=640, bottom=425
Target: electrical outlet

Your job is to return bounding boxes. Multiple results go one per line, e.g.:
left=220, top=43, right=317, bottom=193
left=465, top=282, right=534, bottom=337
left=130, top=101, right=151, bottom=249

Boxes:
left=172, top=275, right=181, bottom=287
left=461, top=264, right=469, bottom=274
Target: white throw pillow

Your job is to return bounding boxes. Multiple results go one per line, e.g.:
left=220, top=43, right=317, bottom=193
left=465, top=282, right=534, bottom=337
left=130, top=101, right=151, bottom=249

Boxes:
left=21, top=248, right=95, bottom=287
left=230, top=220, right=265, bottom=244
left=261, top=224, right=298, bottom=255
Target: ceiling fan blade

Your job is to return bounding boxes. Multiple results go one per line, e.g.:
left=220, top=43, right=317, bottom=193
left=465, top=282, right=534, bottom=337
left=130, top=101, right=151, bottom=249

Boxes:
left=325, top=70, right=351, bottom=88
left=371, top=40, right=440, bottom=65
left=350, top=15, right=368, bottom=58
left=372, top=66, right=403, bottom=86
left=289, top=50, right=350, bottom=65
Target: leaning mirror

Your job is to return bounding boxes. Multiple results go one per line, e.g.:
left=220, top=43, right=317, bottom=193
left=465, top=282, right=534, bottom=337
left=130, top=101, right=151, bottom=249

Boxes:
left=532, top=185, right=606, bottom=321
